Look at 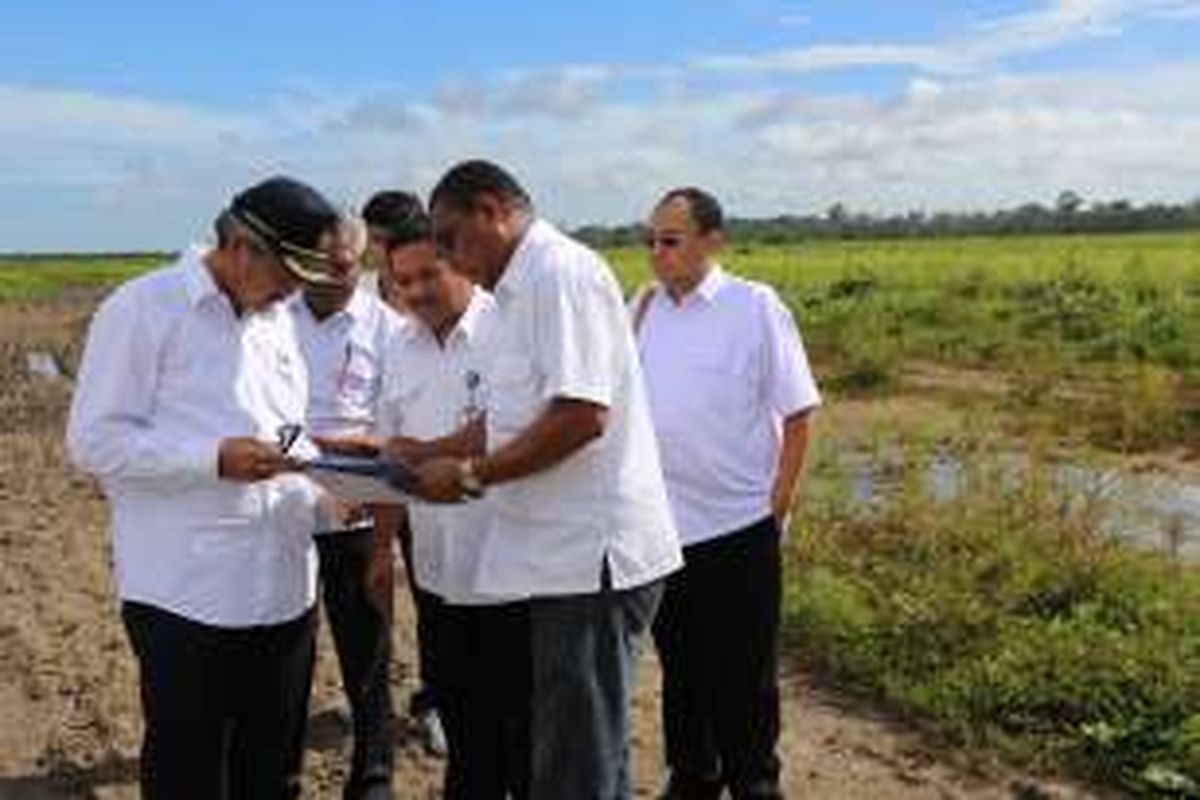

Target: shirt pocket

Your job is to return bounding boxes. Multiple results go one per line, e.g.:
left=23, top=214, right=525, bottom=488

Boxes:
left=337, top=344, right=382, bottom=409
left=675, top=343, right=758, bottom=420
left=487, top=355, right=541, bottom=440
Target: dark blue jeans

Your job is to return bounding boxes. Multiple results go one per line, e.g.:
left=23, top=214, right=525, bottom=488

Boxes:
left=527, top=571, right=664, bottom=800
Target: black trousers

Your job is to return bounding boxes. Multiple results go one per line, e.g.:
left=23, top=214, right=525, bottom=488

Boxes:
left=652, top=516, right=784, bottom=800
left=121, top=601, right=316, bottom=800
left=397, top=521, right=440, bottom=715
left=316, top=529, right=396, bottom=795
left=431, top=598, right=531, bottom=799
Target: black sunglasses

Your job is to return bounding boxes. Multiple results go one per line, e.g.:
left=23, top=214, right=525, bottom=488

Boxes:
left=644, top=234, right=686, bottom=250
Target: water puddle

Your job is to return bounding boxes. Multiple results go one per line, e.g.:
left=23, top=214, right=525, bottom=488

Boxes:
left=833, top=451, right=1200, bottom=560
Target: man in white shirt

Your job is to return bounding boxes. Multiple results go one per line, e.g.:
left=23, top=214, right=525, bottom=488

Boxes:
left=66, top=176, right=341, bottom=800
left=371, top=201, right=528, bottom=797
left=359, top=191, right=448, bottom=756
left=290, top=218, right=406, bottom=800
left=635, top=188, right=821, bottom=800
left=412, top=160, right=683, bottom=799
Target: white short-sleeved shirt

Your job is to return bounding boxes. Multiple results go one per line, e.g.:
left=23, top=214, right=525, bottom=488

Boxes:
left=473, top=220, right=683, bottom=597
left=637, top=266, right=821, bottom=546
left=66, top=247, right=322, bottom=627
left=375, top=289, right=517, bottom=605
left=290, top=288, right=404, bottom=534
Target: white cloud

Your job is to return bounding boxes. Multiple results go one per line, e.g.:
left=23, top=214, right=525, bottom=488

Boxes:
left=0, top=85, right=254, bottom=146
left=696, top=0, right=1200, bottom=76
left=4, top=2, right=1200, bottom=250
left=697, top=44, right=948, bottom=75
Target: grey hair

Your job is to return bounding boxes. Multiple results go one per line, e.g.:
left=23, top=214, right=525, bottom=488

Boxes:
left=213, top=209, right=271, bottom=255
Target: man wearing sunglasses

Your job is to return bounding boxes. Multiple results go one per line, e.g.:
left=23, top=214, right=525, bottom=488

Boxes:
left=289, top=216, right=407, bottom=800
left=66, top=177, right=341, bottom=799
left=635, top=188, right=821, bottom=800
left=410, top=160, right=683, bottom=799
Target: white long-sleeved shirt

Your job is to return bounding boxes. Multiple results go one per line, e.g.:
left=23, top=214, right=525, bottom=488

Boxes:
left=66, top=246, right=321, bottom=627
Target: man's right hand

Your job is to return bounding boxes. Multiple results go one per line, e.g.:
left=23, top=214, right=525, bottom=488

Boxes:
left=218, top=437, right=296, bottom=483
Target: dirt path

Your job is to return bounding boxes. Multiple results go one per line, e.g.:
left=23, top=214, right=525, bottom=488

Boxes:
left=0, top=418, right=1108, bottom=800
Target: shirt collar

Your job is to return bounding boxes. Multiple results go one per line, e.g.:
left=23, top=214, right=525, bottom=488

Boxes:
left=180, top=245, right=223, bottom=308
left=290, top=285, right=373, bottom=329
left=493, top=218, right=550, bottom=303
left=453, top=286, right=493, bottom=342
left=406, top=286, right=493, bottom=346
left=660, top=264, right=727, bottom=307
left=695, top=265, right=728, bottom=303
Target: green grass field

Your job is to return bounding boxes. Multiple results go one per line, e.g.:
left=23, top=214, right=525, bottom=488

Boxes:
left=0, top=254, right=165, bottom=303
left=611, top=232, right=1200, bottom=376
left=9, top=234, right=1200, bottom=448
left=17, top=233, right=1200, bottom=377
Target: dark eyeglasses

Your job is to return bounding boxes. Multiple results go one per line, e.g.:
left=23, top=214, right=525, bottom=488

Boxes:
left=644, top=234, right=686, bottom=251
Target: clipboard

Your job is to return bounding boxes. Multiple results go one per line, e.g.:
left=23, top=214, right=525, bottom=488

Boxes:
left=303, top=455, right=419, bottom=504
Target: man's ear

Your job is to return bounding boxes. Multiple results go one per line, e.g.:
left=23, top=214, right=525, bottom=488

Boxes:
left=706, top=228, right=727, bottom=253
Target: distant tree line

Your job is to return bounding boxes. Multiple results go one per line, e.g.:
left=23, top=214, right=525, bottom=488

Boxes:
left=573, top=192, right=1200, bottom=248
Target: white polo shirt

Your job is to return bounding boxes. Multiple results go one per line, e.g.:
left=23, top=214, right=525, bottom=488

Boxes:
left=66, top=247, right=322, bottom=627
left=375, top=289, right=516, bottom=606
left=290, top=288, right=404, bottom=534
left=473, top=220, right=683, bottom=597
left=637, top=267, right=821, bottom=547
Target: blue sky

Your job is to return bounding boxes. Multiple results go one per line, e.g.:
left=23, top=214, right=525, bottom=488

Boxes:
left=4, top=0, right=1200, bottom=250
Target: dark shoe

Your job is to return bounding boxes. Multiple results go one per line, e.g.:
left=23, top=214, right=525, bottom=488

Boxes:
left=659, top=773, right=723, bottom=800
left=352, top=777, right=394, bottom=800
left=731, top=781, right=784, bottom=800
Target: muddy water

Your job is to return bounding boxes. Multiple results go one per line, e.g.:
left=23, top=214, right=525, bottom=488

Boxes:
left=831, top=450, right=1200, bottom=560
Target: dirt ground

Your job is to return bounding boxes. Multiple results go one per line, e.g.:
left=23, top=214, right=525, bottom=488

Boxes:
left=0, top=300, right=1108, bottom=799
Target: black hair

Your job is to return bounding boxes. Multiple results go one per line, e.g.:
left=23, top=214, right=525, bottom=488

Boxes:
left=429, top=160, right=533, bottom=214
left=658, top=187, right=725, bottom=234
left=362, top=190, right=431, bottom=247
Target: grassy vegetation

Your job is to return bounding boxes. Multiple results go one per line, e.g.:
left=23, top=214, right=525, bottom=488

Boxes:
left=621, top=233, right=1200, bottom=793
left=611, top=232, right=1200, bottom=371
left=611, top=232, right=1200, bottom=451
left=0, top=255, right=163, bottom=303
left=791, top=411, right=1200, bottom=796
